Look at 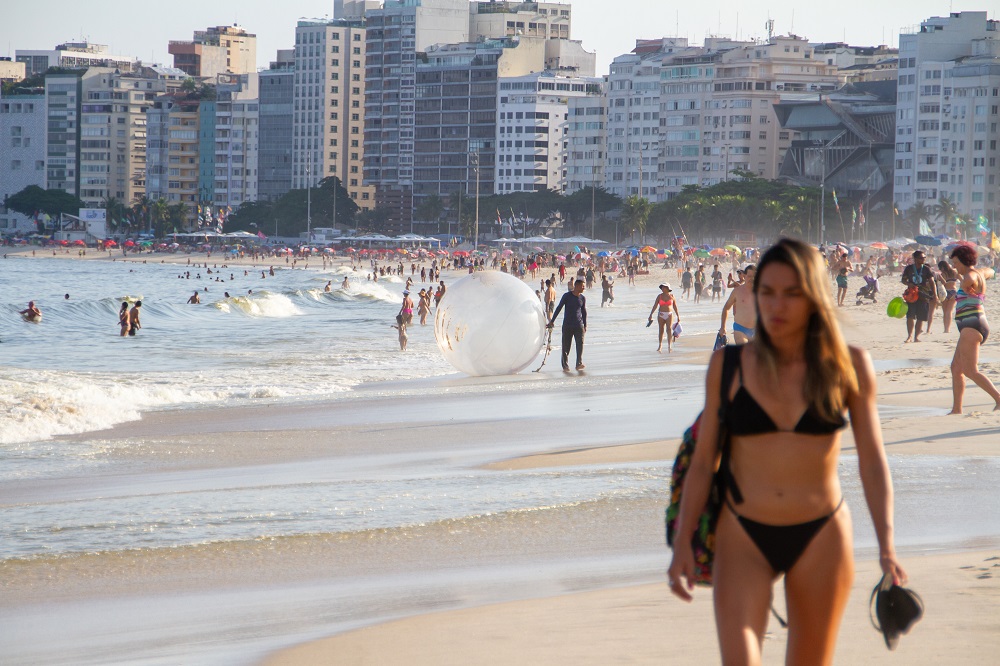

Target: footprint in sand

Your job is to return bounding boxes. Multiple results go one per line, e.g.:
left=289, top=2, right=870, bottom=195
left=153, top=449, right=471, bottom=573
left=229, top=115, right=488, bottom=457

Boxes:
left=976, top=573, right=992, bottom=579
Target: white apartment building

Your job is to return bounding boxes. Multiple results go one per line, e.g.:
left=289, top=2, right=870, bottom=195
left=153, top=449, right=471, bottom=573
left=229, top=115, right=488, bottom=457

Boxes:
left=605, top=39, right=689, bottom=202
left=469, top=1, right=572, bottom=41
left=0, top=93, right=46, bottom=235
left=16, top=42, right=139, bottom=77
left=495, top=71, right=603, bottom=193
left=293, top=18, right=374, bottom=206
left=656, top=35, right=841, bottom=199
left=213, top=75, right=259, bottom=208
left=894, top=11, right=1000, bottom=221
left=563, top=85, right=606, bottom=194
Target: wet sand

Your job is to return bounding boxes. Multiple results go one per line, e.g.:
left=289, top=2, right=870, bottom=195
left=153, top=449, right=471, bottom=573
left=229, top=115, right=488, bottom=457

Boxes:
left=3, top=249, right=1000, bottom=665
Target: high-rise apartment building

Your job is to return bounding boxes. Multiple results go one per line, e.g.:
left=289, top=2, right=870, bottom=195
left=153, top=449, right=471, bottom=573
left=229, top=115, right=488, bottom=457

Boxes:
left=0, top=93, right=46, bottom=234
left=259, top=51, right=295, bottom=202
left=469, top=1, right=572, bottom=41
left=212, top=74, right=259, bottom=208
left=654, top=35, right=841, bottom=200
left=495, top=71, right=603, bottom=194
left=169, top=25, right=257, bottom=79
left=76, top=68, right=183, bottom=209
left=146, top=93, right=201, bottom=221
left=605, top=38, right=690, bottom=202
left=563, top=84, right=607, bottom=195
left=364, top=0, right=471, bottom=210
left=293, top=18, right=374, bottom=209
left=0, top=58, right=26, bottom=83
left=894, top=11, right=1000, bottom=221
left=16, top=42, right=140, bottom=77
left=45, top=71, right=85, bottom=198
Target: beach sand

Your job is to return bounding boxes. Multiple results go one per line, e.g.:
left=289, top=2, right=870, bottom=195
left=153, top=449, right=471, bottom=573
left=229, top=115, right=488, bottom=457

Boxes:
left=3, top=248, right=1000, bottom=665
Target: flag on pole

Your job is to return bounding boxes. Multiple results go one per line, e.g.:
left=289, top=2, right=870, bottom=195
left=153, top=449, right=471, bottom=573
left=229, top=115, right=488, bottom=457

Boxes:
left=257, top=230, right=266, bottom=240
left=919, top=219, right=932, bottom=236
left=832, top=190, right=839, bottom=213
left=991, top=232, right=1000, bottom=252
left=851, top=207, right=857, bottom=231
left=858, top=203, right=865, bottom=227
left=978, top=215, right=990, bottom=235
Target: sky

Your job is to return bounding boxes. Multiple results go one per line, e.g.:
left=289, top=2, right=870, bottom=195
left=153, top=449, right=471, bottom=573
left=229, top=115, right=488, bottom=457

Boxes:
left=1, top=1, right=989, bottom=75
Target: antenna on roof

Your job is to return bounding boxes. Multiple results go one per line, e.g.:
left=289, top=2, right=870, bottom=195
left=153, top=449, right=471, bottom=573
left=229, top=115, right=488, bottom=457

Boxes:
left=766, top=18, right=773, bottom=41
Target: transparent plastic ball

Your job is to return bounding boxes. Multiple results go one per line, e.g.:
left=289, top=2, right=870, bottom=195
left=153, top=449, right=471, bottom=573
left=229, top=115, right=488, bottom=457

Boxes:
left=434, top=271, right=547, bottom=376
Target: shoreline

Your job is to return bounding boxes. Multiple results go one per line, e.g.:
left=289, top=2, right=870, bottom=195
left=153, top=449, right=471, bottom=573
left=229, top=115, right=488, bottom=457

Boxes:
left=4, top=247, right=1000, bottom=664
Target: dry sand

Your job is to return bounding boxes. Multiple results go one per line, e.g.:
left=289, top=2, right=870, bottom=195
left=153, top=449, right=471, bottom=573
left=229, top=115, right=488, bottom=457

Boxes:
left=259, top=259, right=1000, bottom=665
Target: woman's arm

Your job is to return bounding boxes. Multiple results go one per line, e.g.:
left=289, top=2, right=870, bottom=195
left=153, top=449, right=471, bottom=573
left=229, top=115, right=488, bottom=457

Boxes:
left=673, top=301, right=680, bottom=320
left=848, top=346, right=907, bottom=584
left=648, top=296, right=660, bottom=320
left=667, top=348, right=725, bottom=600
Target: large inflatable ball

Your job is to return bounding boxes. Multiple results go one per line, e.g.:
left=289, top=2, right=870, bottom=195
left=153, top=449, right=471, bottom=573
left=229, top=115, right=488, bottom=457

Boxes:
left=434, top=271, right=547, bottom=376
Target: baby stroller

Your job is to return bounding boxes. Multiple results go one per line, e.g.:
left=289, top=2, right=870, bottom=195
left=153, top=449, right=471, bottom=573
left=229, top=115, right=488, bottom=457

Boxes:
left=856, top=274, right=879, bottom=305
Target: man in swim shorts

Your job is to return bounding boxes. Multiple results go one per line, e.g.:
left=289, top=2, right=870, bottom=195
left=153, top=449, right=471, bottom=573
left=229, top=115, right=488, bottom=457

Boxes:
left=20, top=301, right=41, bottom=322
left=720, top=264, right=757, bottom=344
left=901, top=249, right=936, bottom=343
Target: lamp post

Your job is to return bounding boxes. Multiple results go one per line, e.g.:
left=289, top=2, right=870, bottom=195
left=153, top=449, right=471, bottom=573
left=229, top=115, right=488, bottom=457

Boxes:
left=819, top=141, right=826, bottom=246
left=723, top=144, right=730, bottom=183
left=472, top=152, right=480, bottom=251
left=306, top=154, right=312, bottom=242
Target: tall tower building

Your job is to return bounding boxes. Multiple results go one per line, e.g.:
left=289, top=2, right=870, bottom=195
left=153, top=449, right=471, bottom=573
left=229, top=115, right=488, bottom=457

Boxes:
left=169, top=25, right=257, bottom=79
left=293, top=18, right=374, bottom=210
left=259, top=51, right=295, bottom=202
left=894, top=11, right=1000, bottom=223
left=364, top=0, right=471, bottom=225
left=562, top=80, right=607, bottom=195
left=0, top=92, right=46, bottom=234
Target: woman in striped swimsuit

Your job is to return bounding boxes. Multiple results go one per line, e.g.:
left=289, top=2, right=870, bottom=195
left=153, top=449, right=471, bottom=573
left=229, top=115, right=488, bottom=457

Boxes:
left=948, top=245, right=1000, bottom=414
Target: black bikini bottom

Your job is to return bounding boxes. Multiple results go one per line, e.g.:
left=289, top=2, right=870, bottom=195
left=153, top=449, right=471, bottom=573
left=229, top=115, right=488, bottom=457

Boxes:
left=726, top=497, right=844, bottom=575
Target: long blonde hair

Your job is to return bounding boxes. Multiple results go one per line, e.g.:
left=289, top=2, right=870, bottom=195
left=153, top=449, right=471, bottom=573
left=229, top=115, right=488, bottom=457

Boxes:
left=752, top=238, right=858, bottom=421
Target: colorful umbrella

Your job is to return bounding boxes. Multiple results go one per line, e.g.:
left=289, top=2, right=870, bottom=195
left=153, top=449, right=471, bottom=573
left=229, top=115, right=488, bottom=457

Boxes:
left=724, top=244, right=741, bottom=253
left=641, top=245, right=657, bottom=253
left=915, top=235, right=941, bottom=246
left=694, top=249, right=710, bottom=258
left=596, top=250, right=610, bottom=257
left=709, top=248, right=727, bottom=256
left=869, top=242, right=888, bottom=250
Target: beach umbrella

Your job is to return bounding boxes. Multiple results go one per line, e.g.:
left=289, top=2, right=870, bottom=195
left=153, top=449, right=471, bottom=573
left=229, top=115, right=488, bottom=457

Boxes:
left=915, top=235, right=941, bottom=246
left=104, top=239, right=117, bottom=247
left=555, top=254, right=566, bottom=261
left=596, top=250, right=610, bottom=257
left=574, top=252, right=590, bottom=260
left=724, top=244, right=741, bottom=253
left=709, top=248, right=727, bottom=256
left=641, top=245, right=657, bottom=253
left=72, top=239, right=86, bottom=246
left=869, top=241, right=888, bottom=250
left=694, top=249, right=710, bottom=258
left=453, top=250, right=470, bottom=257
left=345, top=247, right=356, bottom=253
left=532, top=246, right=544, bottom=252
left=323, top=247, right=334, bottom=253
left=124, top=240, right=135, bottom=247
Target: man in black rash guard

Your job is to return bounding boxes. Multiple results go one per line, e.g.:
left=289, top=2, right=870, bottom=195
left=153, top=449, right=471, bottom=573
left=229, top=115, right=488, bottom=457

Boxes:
left=547, top=279, right=587, bottom=371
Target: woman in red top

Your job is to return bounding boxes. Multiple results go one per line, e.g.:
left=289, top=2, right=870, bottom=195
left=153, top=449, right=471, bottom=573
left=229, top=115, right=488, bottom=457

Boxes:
left=647, top=283, right=680, bottom=352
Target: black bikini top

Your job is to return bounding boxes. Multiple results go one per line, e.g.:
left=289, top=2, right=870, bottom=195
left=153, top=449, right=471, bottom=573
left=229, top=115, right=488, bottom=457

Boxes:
left=725, top=352, right=848, bottom=436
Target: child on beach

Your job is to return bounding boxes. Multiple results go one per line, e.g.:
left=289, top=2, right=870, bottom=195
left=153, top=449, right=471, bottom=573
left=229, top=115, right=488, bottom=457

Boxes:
left=392, top=316, right=408, bottom=351
left=836, top=267, right=849, bottom=306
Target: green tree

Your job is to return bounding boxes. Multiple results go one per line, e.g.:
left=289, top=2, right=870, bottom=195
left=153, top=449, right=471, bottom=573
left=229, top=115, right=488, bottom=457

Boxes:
left=620, top=195, right=652, bottom=242
left=904, top=201, right=931, bottom=236
left=102, top=196, right=127, bottom=232
left=4, top=185, right=85, bottom=218
left=415, top=194, right=444, bottom=227
left=150, top=199, right=169, bottom=237
left=932, top=197, right=959, bottom=236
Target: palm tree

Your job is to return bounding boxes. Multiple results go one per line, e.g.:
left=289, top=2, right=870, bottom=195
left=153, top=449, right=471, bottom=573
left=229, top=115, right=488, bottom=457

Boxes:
left=905, top=201, right=932, bottom=236
left=415, top=194, right=444, bottom=230
left=150, top=199, right=169, bottom=238
left=102, top=196, right=126, bottom=232
left=932, top=197, right=959, bottom=236
left=131, top=195, right=152, bottom=236
left=620, top=195, right=653, bottom=243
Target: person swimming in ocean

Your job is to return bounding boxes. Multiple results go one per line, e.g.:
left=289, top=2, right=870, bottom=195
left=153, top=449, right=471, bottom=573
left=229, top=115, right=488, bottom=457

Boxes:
left=127, top=301, right=142, bottom=336
left=118, top=302, right=130, bottom=336
left=187, top=291, right=201, bottom=304
left=20, top=301, right=41, bottom=322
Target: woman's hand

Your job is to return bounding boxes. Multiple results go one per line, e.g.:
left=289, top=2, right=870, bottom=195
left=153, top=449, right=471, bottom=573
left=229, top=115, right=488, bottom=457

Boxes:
left=880, top=551, right=908, bottom=586
left=667, top=542, right=696, bottom=602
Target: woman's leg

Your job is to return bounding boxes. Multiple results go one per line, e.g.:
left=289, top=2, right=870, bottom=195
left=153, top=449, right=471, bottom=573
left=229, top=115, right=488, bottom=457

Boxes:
left=943, top=299, right=955, bottom=333
left=665, top=314, right=674, bottom=352
left=656, top=316, right=666, bottom=351
left=783, top=506, right=855, bottom=666
left=956, top=327, right=1000, bottom=409
left=713, top=507, right=776, bottom=665
left=949, top=335, right=967, bottom=414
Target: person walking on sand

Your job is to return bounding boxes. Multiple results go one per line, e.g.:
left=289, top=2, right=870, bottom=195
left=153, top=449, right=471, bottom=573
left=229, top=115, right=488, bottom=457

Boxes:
left=601, top=275, right=615, bottom=307
left=693, top=265, right=706, bottom=303
left=19, top=301, right=41, bottom=322
left=118, top=302, right=129, bottom=336
left=720, top=264, right=757, bottom=344
left=648, top=283, right=681, bottom=352
left=681, top=266, right=693, bottom=300
left=547, top=279, right=587, bottom=371
left=187, top=291, right=200, bottom=304
left=127, top=301, right=142, bottom=336
left=668, top=238, right=906, bottom=666
left=543, top=279, right=557, bottom=319
left=937, top=260, right=959, bottom=333
left=836, top=267, right=849, bottom=306
left=901, top=250, right=935, bottom=343
left=948, top=244, right=1000, bottom=413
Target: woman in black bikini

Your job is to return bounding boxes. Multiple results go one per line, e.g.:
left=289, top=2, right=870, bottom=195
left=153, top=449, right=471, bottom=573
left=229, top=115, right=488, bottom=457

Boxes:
left=668, top=238, right=906, bottom=665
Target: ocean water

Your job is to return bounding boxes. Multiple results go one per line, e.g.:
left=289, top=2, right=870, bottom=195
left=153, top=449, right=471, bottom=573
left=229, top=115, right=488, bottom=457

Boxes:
left=1, top=256, right=449, bottom=445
